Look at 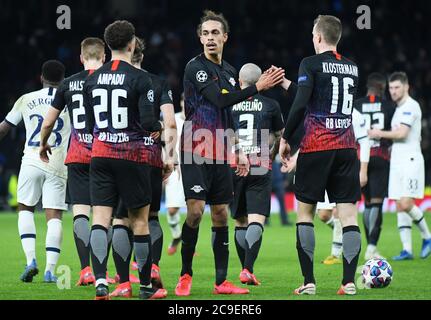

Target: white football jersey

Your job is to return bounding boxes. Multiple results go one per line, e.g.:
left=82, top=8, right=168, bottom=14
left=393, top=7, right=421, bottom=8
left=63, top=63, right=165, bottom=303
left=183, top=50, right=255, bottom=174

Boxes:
left=391, top=96, right=422, bottom=157
left=352, top=108, right=370, bottom=163
left=6, top=87, right=70, bottom=178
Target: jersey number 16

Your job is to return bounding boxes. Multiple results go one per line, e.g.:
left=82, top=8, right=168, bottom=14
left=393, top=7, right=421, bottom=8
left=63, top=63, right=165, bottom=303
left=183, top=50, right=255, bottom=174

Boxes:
left=330, top=76, right=354, bottom=115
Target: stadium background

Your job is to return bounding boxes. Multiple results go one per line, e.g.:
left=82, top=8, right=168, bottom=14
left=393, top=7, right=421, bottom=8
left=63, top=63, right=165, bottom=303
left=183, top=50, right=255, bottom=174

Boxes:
left=0, top=0, right=430, bottom=210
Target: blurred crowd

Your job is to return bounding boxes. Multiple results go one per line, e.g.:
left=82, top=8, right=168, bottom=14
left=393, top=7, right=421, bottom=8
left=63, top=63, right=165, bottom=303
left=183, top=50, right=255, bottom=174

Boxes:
left=0, top=0, right=430, bottom=208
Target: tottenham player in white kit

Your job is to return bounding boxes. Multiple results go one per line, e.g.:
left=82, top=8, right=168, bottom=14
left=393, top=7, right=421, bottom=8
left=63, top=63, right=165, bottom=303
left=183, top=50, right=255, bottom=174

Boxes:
left=369, top=72, right=431, bottom=260
left=0, top=60, right=70, bottom=282
left=165, top=93, right=186, bottom=255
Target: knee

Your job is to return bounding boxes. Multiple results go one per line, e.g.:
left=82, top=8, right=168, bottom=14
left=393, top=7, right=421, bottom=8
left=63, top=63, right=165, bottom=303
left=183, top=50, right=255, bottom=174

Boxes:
left=211, top=207, right=228, bottom=225
left=397, top=199, right=413, bottom=213
left=235, top=216, right=248, bottom=227
left=318, top=210, right=332, bottom=223
left=168, top=208, right=179, bottom=216
left=187, top=208, right=203, bottom=228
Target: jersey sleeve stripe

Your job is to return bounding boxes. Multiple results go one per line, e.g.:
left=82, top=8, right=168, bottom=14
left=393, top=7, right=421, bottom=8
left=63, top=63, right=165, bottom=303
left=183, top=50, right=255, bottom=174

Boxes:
left=4, top=119, right=17, bottom=127
left=400, top=122, right=412, bottom=128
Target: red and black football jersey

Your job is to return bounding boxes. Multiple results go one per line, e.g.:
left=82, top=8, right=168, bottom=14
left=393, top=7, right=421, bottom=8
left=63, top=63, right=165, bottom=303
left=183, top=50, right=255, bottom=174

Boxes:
left=52, top=69, right=96, bottom=165
left=297, top=51, right=359, bottom=153
left=83, top=60, right=158, bottom=164
left=181, top=53, right=239, bottom=161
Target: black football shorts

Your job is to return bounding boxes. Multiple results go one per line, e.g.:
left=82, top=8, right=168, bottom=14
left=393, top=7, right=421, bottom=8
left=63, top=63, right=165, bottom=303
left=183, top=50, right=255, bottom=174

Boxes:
left=294, top=149, right=361, bottom=204
left=66, top=163, right=91, bottom=205
left=230, top=169, right=272, bottom=219
left=90, top=157, right=151, bottom=210
left=361, top=156, right=390, bottom=201
left=181, top=152, right=233, bottom=205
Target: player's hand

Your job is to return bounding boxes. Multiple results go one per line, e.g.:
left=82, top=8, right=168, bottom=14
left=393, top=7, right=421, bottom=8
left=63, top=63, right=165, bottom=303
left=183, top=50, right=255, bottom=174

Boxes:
left=151, top=131, right=161, bottom=140
left=39, top=144, right=52, bottom=163
left=162, top=162, right=175, bottom=182
left=360, top=169, right=368, bottom=187
left=235, top=150, right=250, bottom=177
left=256, top=67, right=285, bottom=91
left=278, top=138, right=291, bottom=167
left=368, top=129, right=381, bottom=139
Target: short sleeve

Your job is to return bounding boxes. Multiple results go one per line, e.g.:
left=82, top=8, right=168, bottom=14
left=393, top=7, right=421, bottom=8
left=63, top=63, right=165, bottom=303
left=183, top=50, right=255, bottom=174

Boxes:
left=352, top=109, right=367, bottom=140
left=184, top=59, right=212, bottom=93
left=5, top=95, right=25, bottom=126
left=160, top=80, right=173, bottom=106
left=399, top=105, right=418, bottom=127
left=297, top=58, right=314, bottom=88
left=271, top=100, right=284, bottom=132
left=51, top=80, right=68, bottom=111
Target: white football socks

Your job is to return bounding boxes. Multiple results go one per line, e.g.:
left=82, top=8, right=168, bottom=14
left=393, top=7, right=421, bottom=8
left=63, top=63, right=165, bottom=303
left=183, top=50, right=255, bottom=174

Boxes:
left=18, top=210, right=37, bottom=266
left=331, top=218, right=343, bottom=258
left=408, top=206, right=431, bottom=240
left=167, top=211, right=182, bottom=239
left=397, top=212, right=413, bottom=253
left=45, top=218, right=63, bottom=274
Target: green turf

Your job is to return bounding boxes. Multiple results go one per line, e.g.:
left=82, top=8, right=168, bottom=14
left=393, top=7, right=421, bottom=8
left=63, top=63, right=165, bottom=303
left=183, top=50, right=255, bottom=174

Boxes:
left=0, top=211, right=430, bottom=300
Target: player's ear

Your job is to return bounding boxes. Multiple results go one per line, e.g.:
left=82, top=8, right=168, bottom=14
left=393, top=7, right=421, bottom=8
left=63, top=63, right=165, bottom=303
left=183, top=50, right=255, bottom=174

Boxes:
left=223, top=33, right=228, bottom=43
left=102, top=54, right=106, bottom=63
left=80, top=54, right=84, bottom=65
left=199, top=34, right=205, bottom=45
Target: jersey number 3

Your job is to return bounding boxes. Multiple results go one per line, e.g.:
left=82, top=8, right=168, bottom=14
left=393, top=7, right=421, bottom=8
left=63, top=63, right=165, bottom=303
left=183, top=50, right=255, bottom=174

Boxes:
left=330, top=76, right=354, bottom=115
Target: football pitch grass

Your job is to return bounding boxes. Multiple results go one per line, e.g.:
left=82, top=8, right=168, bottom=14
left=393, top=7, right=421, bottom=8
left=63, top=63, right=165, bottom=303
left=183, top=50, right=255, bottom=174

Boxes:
left=0, top=211, right=430, bottom=300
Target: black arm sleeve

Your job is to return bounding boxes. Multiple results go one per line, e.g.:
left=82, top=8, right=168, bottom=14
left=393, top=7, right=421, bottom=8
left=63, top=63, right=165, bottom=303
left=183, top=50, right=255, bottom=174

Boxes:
left=139, top=76, right=162, bottom=132
left=201, top=82, right=258, bottom=109
left=282, top=85, right=312, bottom=140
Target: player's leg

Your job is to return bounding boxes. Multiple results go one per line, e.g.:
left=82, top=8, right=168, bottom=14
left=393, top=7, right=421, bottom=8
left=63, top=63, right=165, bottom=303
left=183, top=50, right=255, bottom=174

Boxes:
left=175, top=198, right=204, bottom=296
left=17, top=164, right=43, bottom=282
left=118, top=160, right=166, bottom=300
left=239, top=170, right=272, bottom=285
left=329, top=149, right=362, bottom=295
left=66, top=163, right=95, bottom=285
left=364, top=157, right=388, bottom=260
left=393, top=209, right=413, bottom=260
left=175, top=154, right=207, bottom=296
left=240, top=214, right=265, bottom=286
left=364, top=198, right=384, bottom=260
left=89, top=158, right=118, bottom=299
left=165, top=168, right=186, bottom=254
left=231, top=170, right=247, bottom=269
left=44, top=209, right=63, bottom=283
left=148, top=167, right=164, bottom=288
left=337, top=203, right=361, bottom=295
left=234, top=216, right=248, bottom=270
left=331, top=208, right=343, bottom=261
left=17, top=203, right=38, bottom=282
left=294, top=201, right=317, bottom=294
left=399, top=197, right=431, bottom=258
left=293, top=151, right=332, bottom=295
left=167, top=207, right=182, bottom=254
left=42, top=171, right=67, bottom=283
left=110, top=200, right=134, bottom=298
left=209, top=163, right=248, bottom=295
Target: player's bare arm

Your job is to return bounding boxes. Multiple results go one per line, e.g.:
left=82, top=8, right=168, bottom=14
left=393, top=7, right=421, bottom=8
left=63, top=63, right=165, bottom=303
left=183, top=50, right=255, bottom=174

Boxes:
left=270, top=130, right=282, bottom=161
left=368, top=124, right=410, bottom=141
left=0, top=120, right=12, bottom=141
left=39, top=107, right=62, bottom=163
left=161, top=103, right=178, bottom=181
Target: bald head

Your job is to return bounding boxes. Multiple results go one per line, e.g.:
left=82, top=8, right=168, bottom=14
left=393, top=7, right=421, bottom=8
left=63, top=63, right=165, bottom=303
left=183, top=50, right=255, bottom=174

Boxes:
left=239, top=63, right=262, bottom=88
